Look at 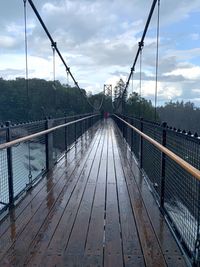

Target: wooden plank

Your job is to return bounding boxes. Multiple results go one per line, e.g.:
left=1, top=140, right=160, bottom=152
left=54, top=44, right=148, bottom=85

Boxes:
left=64, top=130, right=105, bottom=258
left=115, top=132, right=167, bottom=267
left=87, top=130, right=105, bottom=184
left=0, top=164, right=71, bottom=261
left=36, top=130, right=103, bottom=267
left=104, top=183, right=124, bottom=267
left=84, top=182, right=105, bottom=258
left=64, top=183, right=96, bottom=260
left=104, top=123, right=123, bottom=267
left=83, top=127, right=107, bottom=267
left=111, top=128, right=145, bottom=267
left=0, top=132, right=87, bottom=238
left=107, top=129, right=115, bottom=184
left=0, top=127, right=102, bottom=266
left=125, top=148, right=188, bottom=266
left=25, top=128, right=103, bottom=267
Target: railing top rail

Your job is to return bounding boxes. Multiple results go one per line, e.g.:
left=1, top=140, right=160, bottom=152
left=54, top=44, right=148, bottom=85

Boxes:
left=0, top=114, right=99, bottom=151
left=114, top=114, right=200, bottom=182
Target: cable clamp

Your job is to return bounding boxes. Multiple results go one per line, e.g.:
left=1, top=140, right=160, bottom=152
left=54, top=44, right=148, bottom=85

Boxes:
left=138, top=41, right=144, bottom=50
left=51, top=42, right=57, bottom=49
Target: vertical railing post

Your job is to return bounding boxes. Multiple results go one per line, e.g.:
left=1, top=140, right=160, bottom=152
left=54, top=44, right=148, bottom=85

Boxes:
left=122, top=116, right=125, bottom=139
left=81, top=118, right=83, bottom=139
left=64, top=114, right=68, bottom=153
left=131, top=118, right=134, bottom=152
left=91, top=115, right=94, bottom=126
left=139, top=117, right=143, bottom=169
left=6, top=121, right=14, bottom=207
left=160, top=122, right=167, bottom=208
left=45, top=117, right=54, bottom=171
left=193, top=185, right=200, bottom=265
left=74, top=119, right=77, bottom=144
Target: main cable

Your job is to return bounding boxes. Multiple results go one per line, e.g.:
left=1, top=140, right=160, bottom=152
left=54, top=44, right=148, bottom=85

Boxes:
left=114, top=0, right=158, bottom=114
left=27, top=0, right=102, bottom=111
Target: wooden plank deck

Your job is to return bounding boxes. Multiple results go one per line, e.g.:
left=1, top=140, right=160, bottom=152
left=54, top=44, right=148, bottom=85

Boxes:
left=0, top=119, right=188, bottom=267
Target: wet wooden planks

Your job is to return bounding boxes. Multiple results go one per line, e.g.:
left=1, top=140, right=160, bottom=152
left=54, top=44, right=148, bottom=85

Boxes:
left=0, top=119, right=188, bottom=267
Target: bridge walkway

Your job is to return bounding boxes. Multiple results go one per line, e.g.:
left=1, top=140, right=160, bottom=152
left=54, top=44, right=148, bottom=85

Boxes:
left=0, top=119, right=187, bottom=267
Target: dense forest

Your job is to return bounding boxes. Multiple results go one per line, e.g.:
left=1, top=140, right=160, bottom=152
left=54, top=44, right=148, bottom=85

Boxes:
left=0, top=77, right=199, bottom=133
left=157, top=101, right=200, bottom=133
left=0, top=77, right=111, bottom=123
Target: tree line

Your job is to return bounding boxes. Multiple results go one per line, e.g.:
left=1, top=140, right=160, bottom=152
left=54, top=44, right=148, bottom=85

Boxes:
left=0, top=77, right=199, bottom=134
left=113, top=78, right=200, bottom=134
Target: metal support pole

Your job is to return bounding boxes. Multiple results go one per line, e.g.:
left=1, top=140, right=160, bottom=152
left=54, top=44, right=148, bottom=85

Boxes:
left=160, top=122, right=167, bottom=208
left=131, top=118, right=134, bottom=152
left=6, top=121, right=14, bottom=207
left=64, top=115, right=68, bottom=152
left=74, top=121, right=77, bottom=143
left=140, top=117, right=144, bottom=169
left=45, top=117, right=54, bottom=171
left=81, top=120, right=83, bottom=139
left=122, top=116, right=125, bottom=139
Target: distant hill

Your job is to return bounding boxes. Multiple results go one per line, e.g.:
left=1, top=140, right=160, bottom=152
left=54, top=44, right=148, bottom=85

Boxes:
left=158, top=101, right=200, bottom=134
left=0, top=77, right=93, bottom=123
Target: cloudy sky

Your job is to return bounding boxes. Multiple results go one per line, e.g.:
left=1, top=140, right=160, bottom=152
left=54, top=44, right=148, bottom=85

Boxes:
left=0, top=0, right=200, bottom=106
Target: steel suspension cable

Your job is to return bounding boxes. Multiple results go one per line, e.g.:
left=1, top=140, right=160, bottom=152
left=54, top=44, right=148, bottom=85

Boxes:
left=114, top=0, right=158, bottom=113
left=23, top=0, right=32, bottom=183
left=51, top=43, right=58, bottom=113
left=23, top=0, right=29, bottom=106
left=131, top=72, right=134, bottom=94
left=123, top=0, right=158, bottom=99
left=52, top=43, right=56, bottom=85
left=154, top=0, right=160, bottom=122
left=27, top=0, right=103, bottom=111
left=139, top=46, right=143, bottom=118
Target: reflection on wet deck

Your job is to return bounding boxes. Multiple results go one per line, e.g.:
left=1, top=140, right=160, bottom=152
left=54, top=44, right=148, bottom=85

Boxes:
left=0, top=119, right=187, bottom=266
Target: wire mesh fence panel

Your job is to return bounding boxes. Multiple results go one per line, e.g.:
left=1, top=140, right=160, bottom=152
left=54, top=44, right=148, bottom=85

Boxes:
left=52, top=118, right=66, bottom=163
left=164, top=156, right=200, bottom=256
left=142, top=122, right=162, bottom=197
left=68, top=120, right=76, bottom=148
left=143, top=140, right=162, bottom=197
left=166, top=129, right=200, bottom=169
left=130, top=118, right=140, bottom=160
left=76, top=119, right=82, bottom=140
left=143, top=121, right=162, bottom=142
left=126, top=117, right=132, bottom=149
left=11, top=121, right=46, bottom=198
left=0, top=128, right=9, bottom=211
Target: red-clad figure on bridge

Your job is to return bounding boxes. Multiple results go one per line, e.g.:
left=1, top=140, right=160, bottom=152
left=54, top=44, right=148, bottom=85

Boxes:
left=104, top=112, right=109, bottom=119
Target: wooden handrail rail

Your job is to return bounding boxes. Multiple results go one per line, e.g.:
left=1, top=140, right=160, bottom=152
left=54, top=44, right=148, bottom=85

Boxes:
left=0, top=114, right=99, bottom=150
left=114, top=114, right=200, bottom=182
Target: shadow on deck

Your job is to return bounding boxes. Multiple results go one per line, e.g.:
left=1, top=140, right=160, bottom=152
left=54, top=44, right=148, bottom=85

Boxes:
left=0, top=119, right=187, bottom=267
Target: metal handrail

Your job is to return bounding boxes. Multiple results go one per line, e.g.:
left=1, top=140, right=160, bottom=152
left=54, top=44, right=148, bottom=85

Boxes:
left=0, top=114, right=99, bottom=150
left=114, top=114, right=200, bottom=181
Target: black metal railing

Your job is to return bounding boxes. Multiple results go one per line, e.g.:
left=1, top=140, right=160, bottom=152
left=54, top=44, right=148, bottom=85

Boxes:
left=0, top=113, right=100, bottom=215
left=113, top=114, right=200, bottom=266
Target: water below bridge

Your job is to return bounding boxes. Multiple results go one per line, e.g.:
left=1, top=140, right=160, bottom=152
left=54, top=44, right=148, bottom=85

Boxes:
left=0, top=119, right=187, bottom=266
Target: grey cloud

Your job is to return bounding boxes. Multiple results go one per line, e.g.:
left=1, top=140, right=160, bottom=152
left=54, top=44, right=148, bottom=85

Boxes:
left=109, top=71, right=129, bottom=76
left=0, top=68, right=35, bottom=79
